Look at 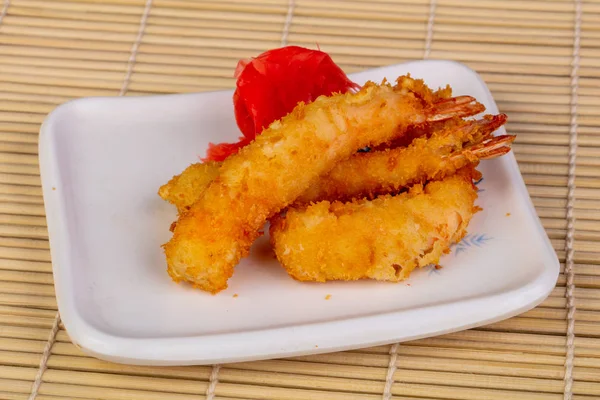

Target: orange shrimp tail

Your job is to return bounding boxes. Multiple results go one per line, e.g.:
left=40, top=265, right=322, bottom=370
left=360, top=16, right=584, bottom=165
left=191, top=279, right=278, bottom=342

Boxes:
left=428, top=96, right=485, bottom=122
left=467, top=135, right=516, bottom=160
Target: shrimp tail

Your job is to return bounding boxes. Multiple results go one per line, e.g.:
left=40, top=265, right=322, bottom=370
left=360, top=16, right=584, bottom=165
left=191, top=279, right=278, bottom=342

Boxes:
left=449, top=135, right=516, bottom=164
left=463, top=113, right=508, bottom=142
left=468, top=135, right=516, bottom=160
left=428, top=96, right=486, bottom=122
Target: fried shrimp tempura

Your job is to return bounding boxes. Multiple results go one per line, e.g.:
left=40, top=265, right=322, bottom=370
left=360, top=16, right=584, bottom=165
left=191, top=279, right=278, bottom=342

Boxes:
left=269, top=169, right=479, bottom=283
left=163, top=76, right=483, bottom=293
left=296, top=114, right=511, bottom=204
left=159, top=115, right=499, bottom=214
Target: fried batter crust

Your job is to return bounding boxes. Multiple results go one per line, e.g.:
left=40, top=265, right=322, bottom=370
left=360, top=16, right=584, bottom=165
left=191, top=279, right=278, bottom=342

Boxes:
left=270, top=169, right=479, bottom=282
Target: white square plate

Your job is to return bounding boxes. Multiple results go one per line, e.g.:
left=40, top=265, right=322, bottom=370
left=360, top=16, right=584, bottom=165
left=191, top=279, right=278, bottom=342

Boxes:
left=40, top=60, right=559, bottom=366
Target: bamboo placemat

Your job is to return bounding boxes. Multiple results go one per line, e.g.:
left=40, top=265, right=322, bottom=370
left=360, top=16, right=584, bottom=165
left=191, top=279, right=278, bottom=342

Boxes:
left=0, top=0, right=599, bottom=399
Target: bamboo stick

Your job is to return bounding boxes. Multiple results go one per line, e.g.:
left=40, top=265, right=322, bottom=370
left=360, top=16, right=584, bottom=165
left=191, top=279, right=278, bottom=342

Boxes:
left=143, top=34, right=280, bottom=51
left=0, top=293, right=56, bottom=309
left=389, top=382, right=563, bottom=400
left=0, top=326, right=55, bottom=341
left=0, top=165, right=40, bottom=176
left=493, top=92, right=600, bottom=107
left=10, top=0, right=144, bottom=15
left=0, top=112, right=45, bottom=125
left=0, top=44, right=129, bottom=63
left=0, top=143, right=39, bottom=155
left=481, top=317, right=600, bottom=337
left=0, top=194, right=43, bottom=205
left=8, top=5, right=141, bottom=24
left=0, top=364, right=39, bottom=382
left=0, top=225, right=48, bottom=240
left=530, top=197, right=599, bottom=210
left=489, top=83, right=570, bottom=96
left=146, top=24, right=284, bottom=41
left=46, top=354, right=212, bottom=383
left=0, top=237, right=48, bottom=250
left=132, top=63, right=233, bottom=78
left=0, top=379, right=32, bottom=396
left=0, top=35, right=133, bottom=53
left=0, top=270, right=53, bottom=286
left=0, top=259, right=52, bottom=273
left=439, top=0, right=579, bottom=13
left=0, top=202, right=45, bottom=216
left=514, top=144, right=600, bottom=158
left=0, top=281, right=54, bottom=297
left=0, top=314, right=55, bottom=329
left=527, top=186, right=600, bottom=200
left=0, top=350, right=42, bottom=367
left=155, top=0, right=289, bottom=14
left=443, top=330, right=567, bottom=348
left=0, top=390, right=31, bottom=400
left=407, top=337, right=568, bottom=356
left=0, top=25, right=138, bottom=44
left=0, top=81, right=117, bottom=98
left=0, top=65, right=125, bottom=83
left=292, top=21, right=426, bottom=40
left=435, top=6, right=598, bottom=25
left=0, top=247, right=49, bottom=262
left=124, top=82, right=214, bottom=94
left=0, top=91, right=68, bottom=105
left=136, top=53, right=236, bottom=68
left=0, top=123, right=39, bottom=134
left=0, top=305, right=55, bottom=319
left=38, top=381, right=204, bottom=400
left=129, top=72, right=233, bottom=87
left=55, top=331, right=71, bottom=343
left=524, top=308, right=600, bottom=323
left=6, top=15, right=142, bottom=33
left=297, top=0, right=430, bottom=14
left=42, top=369, right=208, bottom=395
left=523, top=175, right=594, bottom=189
left=0, top=214, right=46, bottom=226
left=0, top=134, right=39, bottom=146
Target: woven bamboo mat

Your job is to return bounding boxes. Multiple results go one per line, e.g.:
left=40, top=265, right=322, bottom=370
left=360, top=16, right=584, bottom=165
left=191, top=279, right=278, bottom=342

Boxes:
left=0, top=0, right=599, bottom=398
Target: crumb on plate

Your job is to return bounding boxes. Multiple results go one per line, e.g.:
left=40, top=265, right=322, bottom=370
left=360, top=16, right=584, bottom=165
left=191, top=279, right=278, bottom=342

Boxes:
left=325, top=294, right=332, bottom=300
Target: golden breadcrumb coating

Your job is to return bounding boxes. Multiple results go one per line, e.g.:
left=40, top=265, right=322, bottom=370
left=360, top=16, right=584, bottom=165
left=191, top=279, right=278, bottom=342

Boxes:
left=158, top=161, right=221, bottom=214
left=163, top=76, right=482, bottom=293
left=269, top=169, right=479, bottom=283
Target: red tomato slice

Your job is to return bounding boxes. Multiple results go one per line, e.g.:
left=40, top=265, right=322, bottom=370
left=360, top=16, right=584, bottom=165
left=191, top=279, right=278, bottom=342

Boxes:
left=204, top=46, right=359, bottom=161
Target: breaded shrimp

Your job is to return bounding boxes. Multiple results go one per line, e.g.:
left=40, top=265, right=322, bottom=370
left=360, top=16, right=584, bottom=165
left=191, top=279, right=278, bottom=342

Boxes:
left=269, top=168, right=480, bottom=283
left=163, top=76, right=484, bottom=293
left=296, top=114, right=510, bottom=204
left=159, top=115, right=498, bottom=214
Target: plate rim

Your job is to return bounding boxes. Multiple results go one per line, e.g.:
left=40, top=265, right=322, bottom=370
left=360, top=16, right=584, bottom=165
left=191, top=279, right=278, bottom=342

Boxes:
left=39, top=59, right=560, bottom=365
